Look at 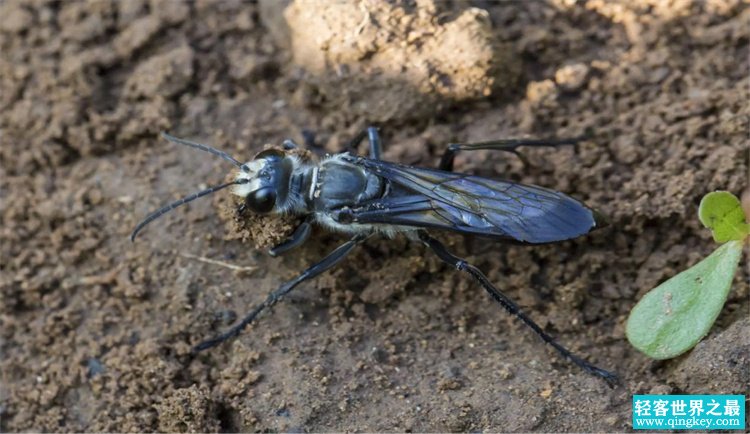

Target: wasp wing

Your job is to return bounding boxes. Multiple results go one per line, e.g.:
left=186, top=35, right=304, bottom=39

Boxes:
left=346, top=157, right=599, bottom=243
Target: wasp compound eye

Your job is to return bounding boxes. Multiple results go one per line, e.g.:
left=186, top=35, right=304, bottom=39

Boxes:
left=247, top=186, right=276, bottom=213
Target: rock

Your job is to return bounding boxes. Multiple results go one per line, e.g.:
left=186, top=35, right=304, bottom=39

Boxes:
left=555, top=63, right=590, bottom=92
left=274, top=0, right=517, bottom=123
left=671, top=317, right=750, bottom=394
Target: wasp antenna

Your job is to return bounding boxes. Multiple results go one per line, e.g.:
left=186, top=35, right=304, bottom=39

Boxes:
left=130, top=179, right=249, bottom=242
left=161, top=132, right=248, bottom=172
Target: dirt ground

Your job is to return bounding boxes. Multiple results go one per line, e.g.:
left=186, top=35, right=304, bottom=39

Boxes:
left=1, top=0, right=749, bottom=432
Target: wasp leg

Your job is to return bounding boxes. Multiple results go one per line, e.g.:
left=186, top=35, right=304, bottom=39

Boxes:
left=282, top=139, right=301, bottom=150
left=302, top=129, right=317, bottom=148
left=366, top=127, right=381, bottom=160
left=345, top=126, right=381, bottom=159
left=192, top=233, right=370, bottom=353
left=267, top=217, right=313, bottom=257
left=438, top=137, right=584, bottom=172
left=284, top=130, right=323, bottom=154
left=418, top=231, right=619, bottom=387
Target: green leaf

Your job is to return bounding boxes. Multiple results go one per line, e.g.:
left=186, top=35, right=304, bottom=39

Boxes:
left=626, top=240, right=744, bottom=359
left=698, top=191, right=750, bottom=243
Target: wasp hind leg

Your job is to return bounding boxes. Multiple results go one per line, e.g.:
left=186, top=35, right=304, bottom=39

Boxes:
left=192, top=233, right=370, bottom=353
left=438, top=137, right=584, bottom=172
left=417, top=231, right=619, bottom=387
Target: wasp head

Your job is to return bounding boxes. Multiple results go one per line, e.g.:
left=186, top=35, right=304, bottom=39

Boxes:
left=131, top=134, right=298, bottom=242
left=233, top=149, right=294, bottom=214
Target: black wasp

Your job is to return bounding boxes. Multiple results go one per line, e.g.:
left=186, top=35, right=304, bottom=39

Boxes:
left=131, top=128, right=618, bottom=386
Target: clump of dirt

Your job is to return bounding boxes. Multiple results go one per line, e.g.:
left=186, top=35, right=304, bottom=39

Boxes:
left=155, top=385, right=220, bottom=433
left=219, top=196, right=300, bottom=250
left=1, top=0, right=748, bottom=432
left=265, top=0, right=519, bottom=123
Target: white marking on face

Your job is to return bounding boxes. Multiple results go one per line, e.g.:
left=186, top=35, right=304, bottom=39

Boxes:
left=233, top=159, right=266, bottom=197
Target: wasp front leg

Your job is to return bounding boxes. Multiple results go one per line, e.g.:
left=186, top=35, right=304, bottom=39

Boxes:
left=267, top=216, right=314, bottom=257
left=193, top=233, right=370, bottom=352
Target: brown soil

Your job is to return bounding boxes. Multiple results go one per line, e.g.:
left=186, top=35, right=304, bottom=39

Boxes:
left=1, top=0, right=748, bottom=432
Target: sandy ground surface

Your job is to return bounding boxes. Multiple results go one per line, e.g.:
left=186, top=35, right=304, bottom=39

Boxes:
left=1, top=0, right=749, bottom=432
